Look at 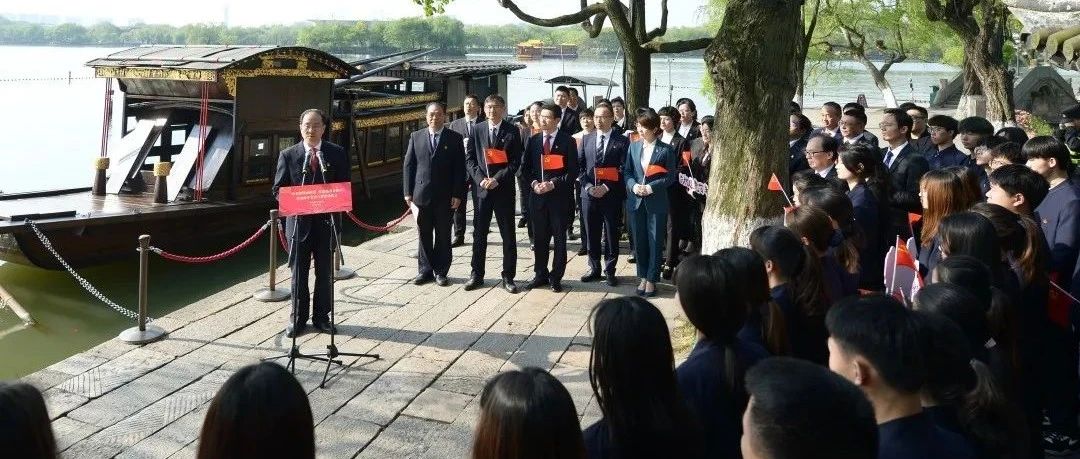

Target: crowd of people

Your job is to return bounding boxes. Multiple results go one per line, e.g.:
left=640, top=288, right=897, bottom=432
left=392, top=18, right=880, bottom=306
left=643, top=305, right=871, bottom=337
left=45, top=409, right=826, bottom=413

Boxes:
left=7, top=92, right=1080, bottom=458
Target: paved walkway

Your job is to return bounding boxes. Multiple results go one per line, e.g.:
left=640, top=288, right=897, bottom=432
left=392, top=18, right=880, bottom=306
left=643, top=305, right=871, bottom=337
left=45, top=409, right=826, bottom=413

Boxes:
left=23, top=213, right=687, bottom=458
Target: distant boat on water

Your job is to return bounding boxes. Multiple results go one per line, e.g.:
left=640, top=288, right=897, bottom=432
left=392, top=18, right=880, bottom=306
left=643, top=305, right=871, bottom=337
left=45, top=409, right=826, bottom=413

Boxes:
left=515, top=40, right=578, bottom=60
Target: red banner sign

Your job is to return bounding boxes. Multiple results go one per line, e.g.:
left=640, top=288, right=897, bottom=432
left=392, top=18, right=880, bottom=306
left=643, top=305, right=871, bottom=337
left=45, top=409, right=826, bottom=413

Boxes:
left=278, top=182, right=353, bottom=217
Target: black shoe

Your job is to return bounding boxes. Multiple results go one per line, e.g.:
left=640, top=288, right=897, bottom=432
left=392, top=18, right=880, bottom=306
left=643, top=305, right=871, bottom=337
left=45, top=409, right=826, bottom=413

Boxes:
left=524, top=277, right=549, bottom=290
left=581, top=271, right=602, bottom=282
left=567, top=230, right=578, bottom=241
left=464, top=276, right=483, bottom=291
left=285, top=323, right=306, bottom=338
left=1045, top=432, right=1080, bottom=456
left=605, top=274, right=618, bottom=287
left=312, top=322, right=336, bottom=334
left=551, top=280, right=563, bottom=292
left=627, top=255, right=636, bottom=264
left=435, top=275, right=450, bottom=287
left=452, top=235, right=465, bottom=247
left=517, top=218, right=528, bottom=228
left=413, top=274, right=434, bottom=285
left=577, top=247, right=588, bottom=255
left=661, top=265, right=674, bottom=280
left=502, top=279, right=519, bottom=294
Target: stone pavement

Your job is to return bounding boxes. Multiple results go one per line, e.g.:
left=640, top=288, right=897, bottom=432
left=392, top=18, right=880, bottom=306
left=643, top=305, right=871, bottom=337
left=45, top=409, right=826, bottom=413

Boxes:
left=22, top=213, right=688, bottom=458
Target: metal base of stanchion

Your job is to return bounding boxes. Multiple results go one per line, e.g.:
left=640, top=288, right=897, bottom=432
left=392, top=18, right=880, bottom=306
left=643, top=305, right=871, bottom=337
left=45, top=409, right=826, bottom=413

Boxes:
left=253, top=287, right=291, bottom=302
left=118, top=324, right=167, bottom=344
left=334, top=267, right=356, bottom=280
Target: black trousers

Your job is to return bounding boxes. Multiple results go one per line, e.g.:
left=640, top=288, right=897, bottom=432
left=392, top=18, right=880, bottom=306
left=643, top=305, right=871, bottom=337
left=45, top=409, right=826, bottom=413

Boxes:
left=665, top=184, right=692, bottom=266
left=531, top=201, right=568, bottom=281
left=453, top=183, right=472, bottom=238
left=516, top=173, right=531, bottom=220
left=1045, top=322, right=1079, bottom=434
left=582, top=194, right=621, bottom=275
left=416, top=203, right=452, bottom=277
left=289, top=217, right=333, bottom=326
left=471, top=193, right=518, bottom=280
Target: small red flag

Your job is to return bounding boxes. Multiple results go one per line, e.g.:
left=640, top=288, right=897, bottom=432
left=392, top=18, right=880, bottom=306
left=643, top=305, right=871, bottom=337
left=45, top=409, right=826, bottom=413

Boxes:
left=485, top=148, right=508, bottom=165
left=645, top=164, right=669, bottom=177
left=783, top=205, right=796, bottom=214
left=767, top=173, right=783, bottom=191
left=908, top=212, right=922, bottom=226
left=541, top=154, right=565, bottom=171
left=681, top=151, right=692, bottom=166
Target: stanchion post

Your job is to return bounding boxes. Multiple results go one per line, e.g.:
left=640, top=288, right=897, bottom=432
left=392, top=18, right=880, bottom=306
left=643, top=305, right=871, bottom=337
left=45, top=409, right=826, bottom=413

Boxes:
left=254, top=210, right=291, bottom=302
left=334, top=245, right=356, bottom=280
left=119, top=235, right=166, bottom=344
left=92, top=157, right=109, bottom=196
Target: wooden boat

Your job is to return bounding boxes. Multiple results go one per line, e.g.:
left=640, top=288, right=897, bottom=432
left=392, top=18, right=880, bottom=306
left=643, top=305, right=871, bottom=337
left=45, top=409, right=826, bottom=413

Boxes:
left=0, top=45, right=524, bottom=269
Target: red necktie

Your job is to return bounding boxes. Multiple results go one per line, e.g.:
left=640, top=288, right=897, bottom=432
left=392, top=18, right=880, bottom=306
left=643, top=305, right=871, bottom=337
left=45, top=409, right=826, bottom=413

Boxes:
left=543, top=134, right=551, bottom=154
left=309, top=148, right=319, bottom=174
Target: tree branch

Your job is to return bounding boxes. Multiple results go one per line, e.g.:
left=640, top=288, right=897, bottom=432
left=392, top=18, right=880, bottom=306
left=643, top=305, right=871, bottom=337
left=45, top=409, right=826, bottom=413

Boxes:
left=632, top=0, right=647, bottom=44
left=496, top=0, right=606, bottom=27
left=604, top=0, right=638, bottom=50
left=645, top=0, right=669, bottom=43
left=643, top=37, right=712, bottom=53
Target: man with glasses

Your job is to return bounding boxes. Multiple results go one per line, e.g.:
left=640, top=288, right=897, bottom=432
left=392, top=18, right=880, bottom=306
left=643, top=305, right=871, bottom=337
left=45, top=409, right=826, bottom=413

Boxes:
left=880, top=108, right=929, bottom=239
left=578, top=104, right=628, bottom=287
left=900, top=103, right=933, bottom=154
left=923, top=114, right=967, bottom=170
left=805, top=134, right=839, bottom=180
left=840, top=109, right=878, bottom=147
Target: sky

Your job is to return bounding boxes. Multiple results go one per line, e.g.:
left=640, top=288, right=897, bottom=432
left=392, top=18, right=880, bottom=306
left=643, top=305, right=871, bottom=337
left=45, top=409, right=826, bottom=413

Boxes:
left=1, top=0, right=710, bottom=28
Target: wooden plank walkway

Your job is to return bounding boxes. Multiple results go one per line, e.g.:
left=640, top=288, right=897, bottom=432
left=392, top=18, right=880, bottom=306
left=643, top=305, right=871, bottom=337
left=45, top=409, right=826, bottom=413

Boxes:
left=22, top=212, right=689, bottom=458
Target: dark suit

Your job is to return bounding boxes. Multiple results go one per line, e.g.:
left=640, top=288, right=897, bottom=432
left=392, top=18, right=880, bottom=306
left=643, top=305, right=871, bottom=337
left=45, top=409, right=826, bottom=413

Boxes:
left=449, top=116, right=482, bottom=240
left=403, top=127, right=466, bottom=277
left=624, top=140, right=678, bottom=282
left=678, top=121, right=701, bottom=145
left=579, top=130, right=629, bottom=275
left=884, top=143, right=929, bottom=239
left=662, top=132, right=691, bottom=269
left=521, top=130, right=578, bottom=282
left=516, top=125, right=537, bottom=229
left=848, top=182, right=885, bottom=289
left=925, top=145, right=968, bottom=170
left=272, top=141, right=350, bottom=327
left=811, top=126, right=843, bottom=141
left=789, top=134, right=811, bottom=177
left=686, top=138, right=711, bottom=253
left=559, top=106, right=582, bottom=135
left=465, top=119, right=521, bottom=281
left=910, top=131, right=934, bottom=155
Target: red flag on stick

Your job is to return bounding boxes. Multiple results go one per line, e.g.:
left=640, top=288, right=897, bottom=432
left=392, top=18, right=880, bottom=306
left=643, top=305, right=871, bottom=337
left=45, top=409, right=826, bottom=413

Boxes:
left=766, top=173, right=793, bottom=207
left=907, top=212, right=922, bottom=238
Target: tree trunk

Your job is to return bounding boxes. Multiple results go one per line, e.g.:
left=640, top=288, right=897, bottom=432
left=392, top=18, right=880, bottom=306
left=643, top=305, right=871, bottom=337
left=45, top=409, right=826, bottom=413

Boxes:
left=967, top=39, right=1015, bottom=126
left=856, top=57, right=899, bottom=108
left=622, top=48, right=652, bottom=112
left=701, top=0, right=803, bottom=253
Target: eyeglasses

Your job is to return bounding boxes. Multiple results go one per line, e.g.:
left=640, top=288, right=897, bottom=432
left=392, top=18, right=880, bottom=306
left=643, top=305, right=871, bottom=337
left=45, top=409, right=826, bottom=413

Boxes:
left=804, top=150, right=830, bottom=157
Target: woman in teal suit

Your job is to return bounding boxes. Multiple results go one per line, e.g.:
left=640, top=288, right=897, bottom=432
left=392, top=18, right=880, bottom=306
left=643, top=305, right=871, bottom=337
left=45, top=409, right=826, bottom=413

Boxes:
left=623, top=111, right=678, bottom=297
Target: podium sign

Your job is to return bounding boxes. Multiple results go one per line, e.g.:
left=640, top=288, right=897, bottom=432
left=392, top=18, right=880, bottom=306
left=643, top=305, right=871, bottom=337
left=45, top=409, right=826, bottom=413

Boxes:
left=278, top=182, right=353, bottom=217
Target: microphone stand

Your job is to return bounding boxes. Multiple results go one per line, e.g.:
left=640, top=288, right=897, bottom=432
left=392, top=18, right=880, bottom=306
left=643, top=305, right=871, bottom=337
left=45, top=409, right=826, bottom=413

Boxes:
left=265, top=148, right=379, bottom=387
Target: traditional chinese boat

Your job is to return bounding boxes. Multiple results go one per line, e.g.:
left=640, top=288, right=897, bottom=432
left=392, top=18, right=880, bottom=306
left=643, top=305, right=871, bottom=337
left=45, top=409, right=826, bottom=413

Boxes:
left=0, top=45, right=524, bottom=269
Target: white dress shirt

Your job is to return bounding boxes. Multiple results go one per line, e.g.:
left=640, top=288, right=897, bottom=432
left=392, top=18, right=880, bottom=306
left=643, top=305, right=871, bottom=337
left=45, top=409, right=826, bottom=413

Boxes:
left=640, top=140, right=656, bottom=195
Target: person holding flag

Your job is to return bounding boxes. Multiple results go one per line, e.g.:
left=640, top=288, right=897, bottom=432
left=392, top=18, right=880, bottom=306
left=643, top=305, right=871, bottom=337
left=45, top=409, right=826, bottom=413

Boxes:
left=520, top=103, right=579, bottom=293
left=623, top=110, right=678, bottom=297
left=658, top=106, right=692, bottom=280
left=578, top=103, right=629, bottom=286
left=463, top=94, right=523, bottom=294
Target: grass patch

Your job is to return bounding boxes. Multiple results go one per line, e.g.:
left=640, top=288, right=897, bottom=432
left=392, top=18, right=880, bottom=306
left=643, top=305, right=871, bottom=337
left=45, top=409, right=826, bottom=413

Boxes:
left=671, top=315, right=698, bottom=361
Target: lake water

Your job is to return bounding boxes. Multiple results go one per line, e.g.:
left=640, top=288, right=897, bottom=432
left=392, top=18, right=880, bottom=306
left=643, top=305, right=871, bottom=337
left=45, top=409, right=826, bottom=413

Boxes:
left=0, top=45, right=965, bottom=377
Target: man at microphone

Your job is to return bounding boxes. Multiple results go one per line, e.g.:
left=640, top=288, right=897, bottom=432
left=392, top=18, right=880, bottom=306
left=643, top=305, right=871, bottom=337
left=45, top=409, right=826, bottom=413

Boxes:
left=272, top=108, right=351, bottom=338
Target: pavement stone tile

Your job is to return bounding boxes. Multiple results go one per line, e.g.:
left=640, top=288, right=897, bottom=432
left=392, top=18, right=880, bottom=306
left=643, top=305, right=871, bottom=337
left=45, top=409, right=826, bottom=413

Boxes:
left=401, top=388, right=474, bottom=424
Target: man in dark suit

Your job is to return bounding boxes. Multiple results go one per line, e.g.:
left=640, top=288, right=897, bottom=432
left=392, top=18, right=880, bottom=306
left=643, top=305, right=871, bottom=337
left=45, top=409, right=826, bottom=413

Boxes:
left=789, top=113, right=813, bottom=177
left=579, top=103, right=628, bottom=286
left=463, top=94, right=522, bottom=293
left=448, top=94, right=483, bottom=248
left=272, top=108, right=350, bottom=338
left=806, top=134, right=840, bottom=180
left=521, top=103, right=579, bottom=292
left=840, top=109, right=879, bottom=147
left=554, top=85, right=581, bottom=135
left=811, top=101, right=844, bottom=140
left=403, top=102, right=465, bottom=287
left=880, top=108, right=929, bottom=240
left=902, top=104, right=934, bottom=154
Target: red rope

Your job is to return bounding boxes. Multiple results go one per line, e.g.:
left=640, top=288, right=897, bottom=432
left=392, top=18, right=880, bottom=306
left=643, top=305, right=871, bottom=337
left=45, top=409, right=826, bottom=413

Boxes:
left=151, top=223, right=268, bottom=263
left=346, top=208, right=412, bottom=232
left=277, top=220, right=288, bottom=251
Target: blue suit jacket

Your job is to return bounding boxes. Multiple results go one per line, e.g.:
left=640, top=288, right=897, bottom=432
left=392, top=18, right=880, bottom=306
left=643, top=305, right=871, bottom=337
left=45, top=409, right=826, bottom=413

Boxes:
left=579, top=130, right=629, bottom=203
left=623, top=140, right=678, bottom=213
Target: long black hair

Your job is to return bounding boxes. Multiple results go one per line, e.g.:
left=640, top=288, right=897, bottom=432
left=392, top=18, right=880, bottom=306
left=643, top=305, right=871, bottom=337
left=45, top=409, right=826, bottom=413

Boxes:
left=473, top=368, right=586, bottom=459
left=838, top=142, right=890, bottom=200
left=800, top=186, right=863, bottom=274
left=917, top=311, right=1030, bottom=459
left=198, top=362, right=314, bottom=459
left=938, top=212, right=1003, bottom=282
left=969, top=202, right=1048, bottom=287
left=714, top=247, right=790, bottom=356
left=589, top=296, right=700, bottom=457
left=750, top=225, right=829, bottom=317
left=0, top=382, right=57, bottom=459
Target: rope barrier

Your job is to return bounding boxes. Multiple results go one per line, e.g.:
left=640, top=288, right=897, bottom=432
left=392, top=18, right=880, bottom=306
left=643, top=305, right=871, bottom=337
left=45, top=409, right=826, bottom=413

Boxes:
left=24, top=220, right=146, bottom=322
left=277, top=219, right=289, bottom=251
left=149, top=222, right=269, bottom=263
left=346, top=208, right=412, bottom=233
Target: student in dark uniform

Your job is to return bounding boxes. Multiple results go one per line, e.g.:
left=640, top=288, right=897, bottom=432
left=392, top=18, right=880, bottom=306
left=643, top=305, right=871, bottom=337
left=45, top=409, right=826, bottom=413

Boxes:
left=470, top=368, right=585, bottom=459
left=827, top=295, right=977, bottom=459
left=750, top=226, right=831, bottom=365
left=925, top=115, right=968, bottom=170
left=675, top=253, right=768, bottom=458
left=725, top=247, right=790, bottom=356
left=741, top=357, right=878, bottom=459
left=520, top=103, right=578, bottom=293
left=786, top=204, right=858, bottom=303
left=836, top=142, right=891, bottom=290
left=579, top=103, right=628, bottom=286
left=799, top=187, right=863, bottom=292
left=917, top=169, right=975, bottom=277
left=584, top=296, right=703, bottom=459
left=902, top=103, right=934, bottom=154
left=448, top=94, right=484, bottom=247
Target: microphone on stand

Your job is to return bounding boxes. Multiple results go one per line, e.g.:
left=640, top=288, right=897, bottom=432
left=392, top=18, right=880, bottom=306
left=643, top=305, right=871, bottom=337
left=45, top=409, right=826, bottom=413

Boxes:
left=301, top=148, right=311, bottom=176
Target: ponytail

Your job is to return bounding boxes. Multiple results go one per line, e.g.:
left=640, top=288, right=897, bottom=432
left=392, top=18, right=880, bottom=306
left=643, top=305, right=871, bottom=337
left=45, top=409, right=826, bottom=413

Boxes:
left=1012, top=214, right=1048, bottom=286
left=762, top=300, right=791, bottom=356
left=961, top=359, right=1030, bottom=459
left=969, top=202, right=1049, bottom=287
left=749, top=225, right=830, bottom=318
